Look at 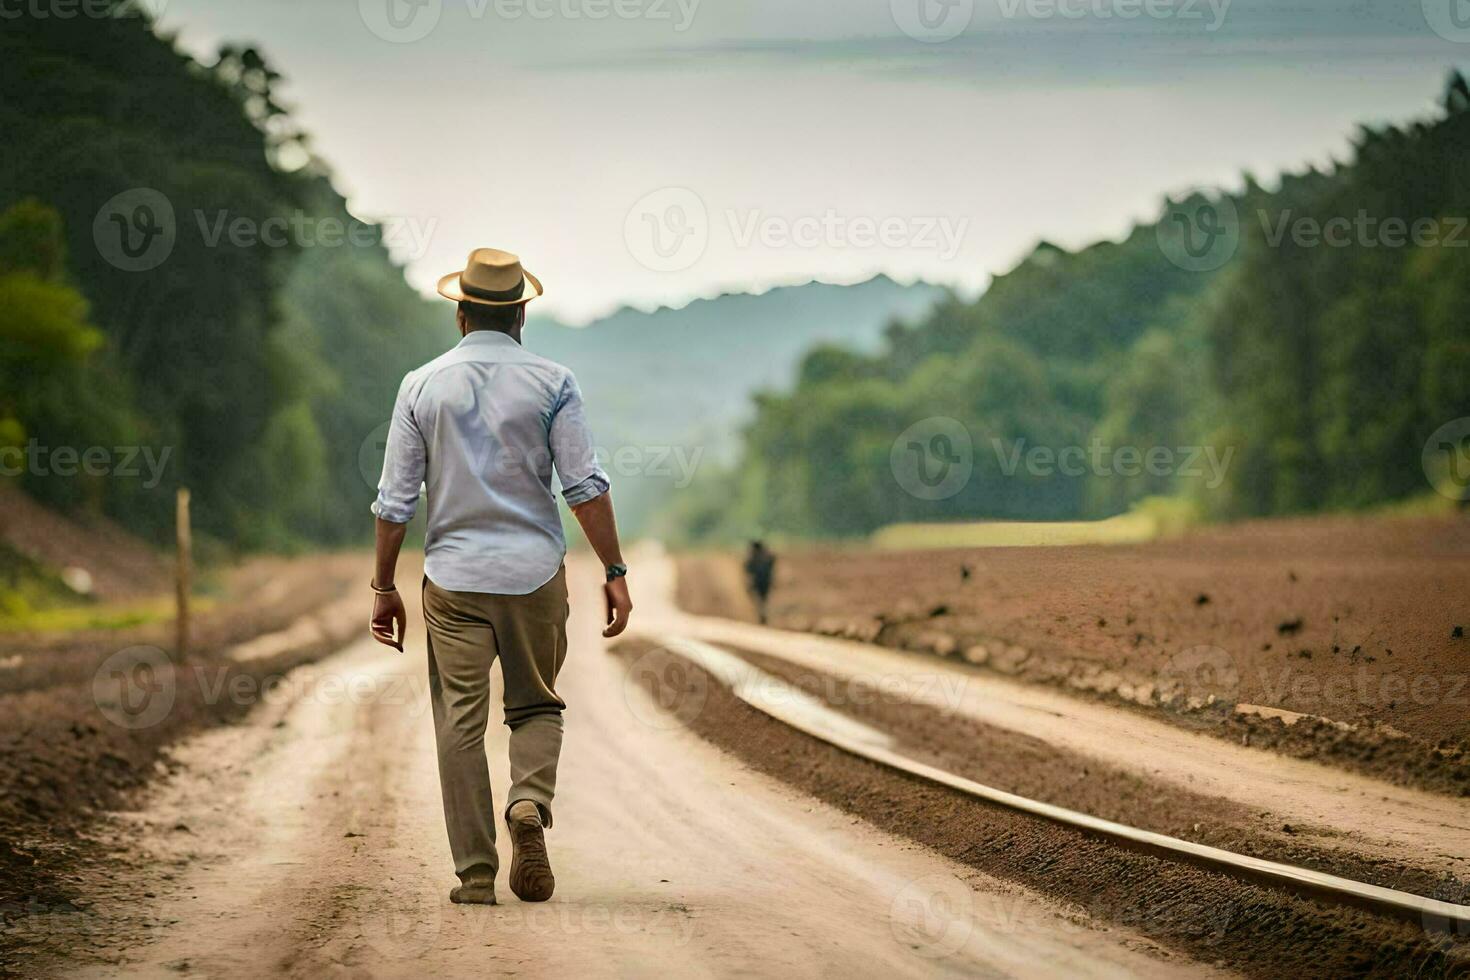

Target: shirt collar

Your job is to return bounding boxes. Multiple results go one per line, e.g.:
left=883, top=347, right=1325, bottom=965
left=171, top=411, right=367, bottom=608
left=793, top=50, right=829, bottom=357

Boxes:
left=457, top=330, right=522, bottom=350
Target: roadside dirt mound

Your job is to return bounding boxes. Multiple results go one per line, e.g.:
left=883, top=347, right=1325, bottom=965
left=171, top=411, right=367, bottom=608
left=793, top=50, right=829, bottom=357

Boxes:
left=0, top=552, right=367, bottom=955
left=616, top=637, right=1470, bottom=979
left=0, top=484, right=169, bottom=600
left=674, top=514, right=1470, bottom=795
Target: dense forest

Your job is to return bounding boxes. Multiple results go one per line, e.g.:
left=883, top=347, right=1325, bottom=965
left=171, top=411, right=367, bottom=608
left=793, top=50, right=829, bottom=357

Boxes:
left=0, top=4, right=447, bottom=551
left=4, top=5, right=1468, bottom=554
left=669, top=74, right=1470, bottom=541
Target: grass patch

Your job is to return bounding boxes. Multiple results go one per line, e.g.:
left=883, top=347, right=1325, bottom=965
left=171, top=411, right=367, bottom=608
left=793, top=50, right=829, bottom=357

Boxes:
left=0, top=542, right=213, bottom=633
left=871, top=497, right=1202, bottom=550
left=0, top=595, right=215, bottom=634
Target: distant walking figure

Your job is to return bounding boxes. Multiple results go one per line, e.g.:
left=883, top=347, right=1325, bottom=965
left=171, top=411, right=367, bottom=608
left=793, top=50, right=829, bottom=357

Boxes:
left=368, top=248, right=632, bottom=907
left=744, top=540, right=776, bottom=625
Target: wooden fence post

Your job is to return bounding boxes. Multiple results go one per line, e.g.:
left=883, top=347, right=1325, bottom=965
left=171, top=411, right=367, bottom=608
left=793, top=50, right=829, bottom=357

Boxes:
left=175, top=487, right=191, bottom=662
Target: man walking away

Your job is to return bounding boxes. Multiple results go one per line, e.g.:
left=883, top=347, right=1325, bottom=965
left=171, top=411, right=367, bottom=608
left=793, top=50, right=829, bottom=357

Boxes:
left=367, top=248, right=633, bottom=906
left=744, top=539, right=776, bottom=625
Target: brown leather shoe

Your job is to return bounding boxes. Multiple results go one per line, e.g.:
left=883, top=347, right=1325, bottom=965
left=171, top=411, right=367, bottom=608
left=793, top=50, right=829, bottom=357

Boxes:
left=507, top=801, right=555, bottom=902
left=450, top=868, right=497, bottom=905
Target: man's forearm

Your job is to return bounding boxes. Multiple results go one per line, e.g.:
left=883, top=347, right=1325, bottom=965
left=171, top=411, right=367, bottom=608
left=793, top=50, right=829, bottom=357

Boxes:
left=374, top=517, right=408, bottom=589
left=570, top=492, right=623, bottom=568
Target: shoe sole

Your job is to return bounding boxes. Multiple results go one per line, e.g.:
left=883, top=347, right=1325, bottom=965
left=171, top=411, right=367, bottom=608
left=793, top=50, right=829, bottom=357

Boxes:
left=508, top=814, right=555, bottom=902
left=450, top=883, right=498, bottom=905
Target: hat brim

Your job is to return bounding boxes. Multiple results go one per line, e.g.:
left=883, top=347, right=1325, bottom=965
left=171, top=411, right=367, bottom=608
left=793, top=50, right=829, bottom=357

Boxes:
left=437, top=269, right=543, bottom=306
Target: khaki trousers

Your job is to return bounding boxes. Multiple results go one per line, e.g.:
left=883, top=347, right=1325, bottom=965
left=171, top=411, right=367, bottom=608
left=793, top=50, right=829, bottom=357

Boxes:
left=422, top=567, right=569, bottom=879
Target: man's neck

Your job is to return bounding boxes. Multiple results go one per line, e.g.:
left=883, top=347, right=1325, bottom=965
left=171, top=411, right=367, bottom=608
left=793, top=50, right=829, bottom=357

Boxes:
left=465, top=326, right=523, bottom=345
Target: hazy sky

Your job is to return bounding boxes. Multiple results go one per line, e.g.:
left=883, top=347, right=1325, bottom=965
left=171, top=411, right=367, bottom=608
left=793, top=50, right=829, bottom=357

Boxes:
left=155, top=0, right=1466, bottom=322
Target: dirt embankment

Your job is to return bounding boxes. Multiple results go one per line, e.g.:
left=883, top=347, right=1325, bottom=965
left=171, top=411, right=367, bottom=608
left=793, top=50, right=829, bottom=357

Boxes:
left=615, top=637, right=1470, bottom=980
left=0, top=484, right=170, bottom=601
left=0, top=551, right=370, bottom=953
left=675, top=516, right=1470, bottom=795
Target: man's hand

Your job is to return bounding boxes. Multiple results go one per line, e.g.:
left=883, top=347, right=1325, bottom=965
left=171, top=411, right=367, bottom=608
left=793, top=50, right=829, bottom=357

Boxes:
left=370, top=589, right=408, bottom=651
left=603, top=576, right=632, bottom=638
left=570, top=491, right=631, bottom=638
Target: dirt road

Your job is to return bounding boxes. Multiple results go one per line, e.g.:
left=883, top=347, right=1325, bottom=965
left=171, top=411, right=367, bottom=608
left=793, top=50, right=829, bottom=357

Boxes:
left=32, top=553, right=1198, bottom=979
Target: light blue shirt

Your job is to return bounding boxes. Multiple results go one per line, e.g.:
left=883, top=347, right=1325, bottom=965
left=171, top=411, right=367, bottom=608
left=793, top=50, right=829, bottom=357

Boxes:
left=373, top=330, right=610, bottom=595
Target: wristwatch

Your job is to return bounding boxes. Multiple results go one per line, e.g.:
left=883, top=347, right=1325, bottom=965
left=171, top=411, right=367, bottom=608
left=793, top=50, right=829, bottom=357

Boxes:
left=605, top=563, right=629, bottom=582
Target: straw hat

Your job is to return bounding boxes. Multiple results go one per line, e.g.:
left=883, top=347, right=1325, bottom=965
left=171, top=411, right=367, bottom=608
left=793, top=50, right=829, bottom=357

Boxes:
left=437, top=248, right=543, bottom=306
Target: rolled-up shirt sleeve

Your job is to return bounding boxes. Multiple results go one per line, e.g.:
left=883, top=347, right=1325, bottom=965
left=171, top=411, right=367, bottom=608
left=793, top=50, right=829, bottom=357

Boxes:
left=371, top=373, right=427, bottom=524
left=549, top=372, right=609, bottom=507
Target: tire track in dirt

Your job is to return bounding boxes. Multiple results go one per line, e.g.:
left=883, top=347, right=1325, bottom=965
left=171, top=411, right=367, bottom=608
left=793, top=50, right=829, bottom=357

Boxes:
left=614, top=637, right=1469, bottom=979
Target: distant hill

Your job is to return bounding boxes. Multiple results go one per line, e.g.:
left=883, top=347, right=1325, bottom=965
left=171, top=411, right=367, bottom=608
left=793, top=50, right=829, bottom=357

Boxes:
left=525, top=277, right=946, bottom=534
left=528, top=275, right=946, bottom=460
